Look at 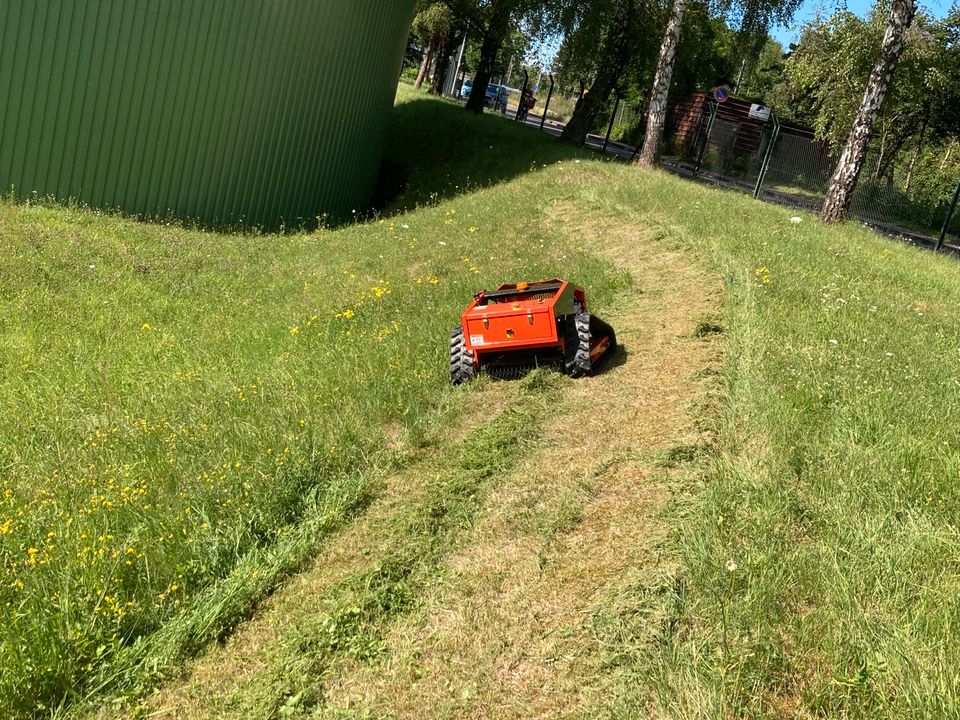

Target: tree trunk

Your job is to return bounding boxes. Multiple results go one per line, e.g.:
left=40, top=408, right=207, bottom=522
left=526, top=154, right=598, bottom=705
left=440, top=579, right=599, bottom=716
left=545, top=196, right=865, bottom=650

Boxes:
left=903, top=103, right=930, bottom=192
left=875, top=133, right=908, bottom=186
left=561, top=0, right=634, bottom=145
left=637, top=0, right=687, bottom=168
left=415, top=44, right=434, bottom=90
left=466, top=6, right=509, bottom=114
left=429, top=30, right=462, bottom=96
left=820, top=0, right=916, bottom=223
left=941, top=138, right=956, bottom=170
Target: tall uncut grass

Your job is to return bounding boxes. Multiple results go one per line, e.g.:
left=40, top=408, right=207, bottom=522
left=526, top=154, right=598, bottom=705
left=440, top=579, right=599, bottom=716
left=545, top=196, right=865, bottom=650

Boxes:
left=577, top=166, right=960, bottom=718
left=0, top=86, right=623, bottom=715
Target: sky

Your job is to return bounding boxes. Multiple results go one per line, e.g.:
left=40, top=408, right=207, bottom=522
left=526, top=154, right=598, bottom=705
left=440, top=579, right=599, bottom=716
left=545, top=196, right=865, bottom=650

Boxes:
left=531, top=0, right=954, bottom=69
left=769, top=0, right=954, bottom=46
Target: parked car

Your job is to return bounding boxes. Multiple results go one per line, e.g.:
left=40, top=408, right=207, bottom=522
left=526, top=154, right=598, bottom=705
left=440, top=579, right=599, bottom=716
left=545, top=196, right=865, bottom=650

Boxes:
left=460, top=79, right=508, bottom=108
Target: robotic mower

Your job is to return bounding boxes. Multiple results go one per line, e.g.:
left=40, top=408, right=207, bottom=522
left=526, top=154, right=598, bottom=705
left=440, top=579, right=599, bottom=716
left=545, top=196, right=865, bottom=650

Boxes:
left=450, top=279, right=617, bottom=384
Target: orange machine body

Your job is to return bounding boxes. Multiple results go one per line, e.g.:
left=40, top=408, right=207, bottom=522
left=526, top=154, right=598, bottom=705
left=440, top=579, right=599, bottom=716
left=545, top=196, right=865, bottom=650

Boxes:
left=460, top=279, right=585, bottom=360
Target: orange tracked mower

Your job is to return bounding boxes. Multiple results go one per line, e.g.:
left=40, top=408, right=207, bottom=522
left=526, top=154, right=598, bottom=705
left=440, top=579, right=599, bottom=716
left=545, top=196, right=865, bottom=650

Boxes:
left=450, top=279, right=617, bottom=384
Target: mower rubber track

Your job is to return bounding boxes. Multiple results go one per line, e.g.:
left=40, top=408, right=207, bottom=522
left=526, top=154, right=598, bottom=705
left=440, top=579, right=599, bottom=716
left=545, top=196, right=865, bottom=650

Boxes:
left=449, top=326, right=475, bottom=385
left=567, top=312, right=617, bottom=378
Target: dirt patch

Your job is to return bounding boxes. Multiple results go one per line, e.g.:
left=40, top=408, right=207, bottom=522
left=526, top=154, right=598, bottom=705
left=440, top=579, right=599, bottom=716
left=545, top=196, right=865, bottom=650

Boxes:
left=319, top=207, right=723, bottom=718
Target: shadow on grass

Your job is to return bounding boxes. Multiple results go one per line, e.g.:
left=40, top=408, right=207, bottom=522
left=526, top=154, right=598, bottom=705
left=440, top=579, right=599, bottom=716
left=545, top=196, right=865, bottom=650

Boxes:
left=4, top=95, right=586, bottom=235
left=376, top=97, right=587, bottom=217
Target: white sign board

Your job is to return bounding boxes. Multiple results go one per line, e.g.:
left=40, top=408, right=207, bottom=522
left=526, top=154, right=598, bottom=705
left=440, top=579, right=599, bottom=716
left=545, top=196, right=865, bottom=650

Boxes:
left=749, top=103, right=772, bottom=122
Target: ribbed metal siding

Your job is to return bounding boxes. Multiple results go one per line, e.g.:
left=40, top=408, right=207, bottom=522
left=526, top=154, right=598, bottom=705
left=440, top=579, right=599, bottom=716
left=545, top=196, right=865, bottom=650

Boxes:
left=0, top=0, right=415, bottom=228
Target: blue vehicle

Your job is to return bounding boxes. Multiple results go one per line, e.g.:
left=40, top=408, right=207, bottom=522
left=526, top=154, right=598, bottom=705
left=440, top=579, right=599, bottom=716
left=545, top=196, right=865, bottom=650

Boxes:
left=460, top=79, right=508, bottom=108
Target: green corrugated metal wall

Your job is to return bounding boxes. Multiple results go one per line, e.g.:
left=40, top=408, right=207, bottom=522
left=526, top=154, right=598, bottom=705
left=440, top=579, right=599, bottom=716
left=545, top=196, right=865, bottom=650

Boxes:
left=0, top=0, right=415, bottom=228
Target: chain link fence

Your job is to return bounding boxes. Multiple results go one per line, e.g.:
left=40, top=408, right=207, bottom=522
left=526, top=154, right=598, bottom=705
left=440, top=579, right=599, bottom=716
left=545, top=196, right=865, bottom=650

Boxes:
left=661, top=96, right=960, bottom=249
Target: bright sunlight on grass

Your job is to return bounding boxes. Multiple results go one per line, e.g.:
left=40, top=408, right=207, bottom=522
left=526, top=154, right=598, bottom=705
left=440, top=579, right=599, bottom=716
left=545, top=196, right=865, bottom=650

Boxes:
left=0, top=86, right=623, bottom=715
left=5, top=83, right=960, bottom=719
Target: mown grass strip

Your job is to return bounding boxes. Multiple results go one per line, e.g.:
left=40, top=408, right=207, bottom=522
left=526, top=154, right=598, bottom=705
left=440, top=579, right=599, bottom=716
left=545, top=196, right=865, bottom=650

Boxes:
left=226, top=372, right=563, bottom=718
left=573, top=164, right=960, bottom=717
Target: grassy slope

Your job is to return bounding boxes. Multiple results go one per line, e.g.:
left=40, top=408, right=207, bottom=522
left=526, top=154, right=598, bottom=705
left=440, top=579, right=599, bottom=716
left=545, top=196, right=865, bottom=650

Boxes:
left=130, top=98, right=960, bottom=719
left=361, top=94, right=960, bottom=717
left=5, top=83, right=960, bottom=718
left=0, top=86, right=624, bottom=716
left=581, top=171, right=960, bottom=717
left=136, top=169, right=721, bottom=719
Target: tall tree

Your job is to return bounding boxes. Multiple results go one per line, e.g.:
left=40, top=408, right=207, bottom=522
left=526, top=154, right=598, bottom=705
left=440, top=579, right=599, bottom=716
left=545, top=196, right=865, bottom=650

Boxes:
left=467, top=1, right=513, bottom=112
left=429, top=26, right=466, bottom=95
left=637, top=0, right=687, bottom=166
left=560, top=0, right=641, bottom=144
left=637, top=0, right=802, bottom=167
left=444, top=0, right=518, bottom=112
left=820, top=0, right=917, bottom=222
left=411, top=3, right=455, bottom=90
left=446, top=0, right=567, bottom=113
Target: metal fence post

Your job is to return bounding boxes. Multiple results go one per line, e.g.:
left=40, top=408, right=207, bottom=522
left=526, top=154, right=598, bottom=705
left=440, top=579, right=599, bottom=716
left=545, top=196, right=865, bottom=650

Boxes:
left=753, top=113, right=780, bottom=199
left=603, top=91, right=622, bottom=153
left=540, top=74, right=555, bottom=129
left=694, top=101, right=718, bottom=177
left=936, top=179, right=960, bottom=251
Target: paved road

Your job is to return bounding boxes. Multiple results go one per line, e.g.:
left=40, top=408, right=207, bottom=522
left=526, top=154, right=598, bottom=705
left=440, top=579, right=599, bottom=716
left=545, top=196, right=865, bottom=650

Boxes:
left=500, top=105, right=641, bottom=161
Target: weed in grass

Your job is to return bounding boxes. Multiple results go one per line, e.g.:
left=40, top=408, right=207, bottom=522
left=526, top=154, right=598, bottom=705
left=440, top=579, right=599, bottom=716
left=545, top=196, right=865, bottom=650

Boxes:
left=693, top=317, right=725, bottom=337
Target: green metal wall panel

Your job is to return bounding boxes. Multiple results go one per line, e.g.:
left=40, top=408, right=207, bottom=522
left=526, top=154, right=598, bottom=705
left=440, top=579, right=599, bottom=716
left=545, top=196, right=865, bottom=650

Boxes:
left=0, top=0, right=415, bottom=228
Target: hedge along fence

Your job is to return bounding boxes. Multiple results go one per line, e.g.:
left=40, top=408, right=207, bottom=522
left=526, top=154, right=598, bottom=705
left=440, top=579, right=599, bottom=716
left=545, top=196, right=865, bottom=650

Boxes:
left=0, top=0, right=416, bottom=229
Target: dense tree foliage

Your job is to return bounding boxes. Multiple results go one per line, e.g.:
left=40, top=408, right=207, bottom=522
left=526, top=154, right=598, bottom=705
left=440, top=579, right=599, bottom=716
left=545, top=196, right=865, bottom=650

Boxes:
left=763, top=3, right=959, bottom=219
left=405, top=0, right=958, bottom=223
left=411, top=3, right=456, bottom=89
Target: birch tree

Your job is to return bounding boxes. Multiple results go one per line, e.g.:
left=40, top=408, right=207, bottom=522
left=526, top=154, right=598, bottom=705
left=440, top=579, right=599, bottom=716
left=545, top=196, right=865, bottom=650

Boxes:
left=820, top=0, right=917, bottom=222
left=637, top=0, right=802, bottom=167
left=637, top=0, right=687, bottom=166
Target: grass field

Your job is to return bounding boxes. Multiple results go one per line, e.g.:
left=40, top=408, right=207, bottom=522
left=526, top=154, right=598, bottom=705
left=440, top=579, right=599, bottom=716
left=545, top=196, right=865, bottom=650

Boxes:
left=0, top=86, right=623, bottom=716
left=6, top=83, right=960, bottom=718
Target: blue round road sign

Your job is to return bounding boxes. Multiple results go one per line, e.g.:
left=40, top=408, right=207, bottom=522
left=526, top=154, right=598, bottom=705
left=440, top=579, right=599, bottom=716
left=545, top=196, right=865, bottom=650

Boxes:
left=713, top=86, right=730, bottom=103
